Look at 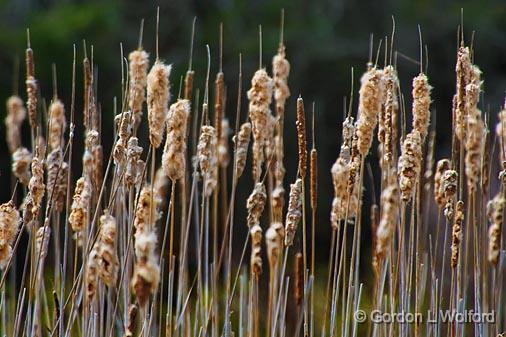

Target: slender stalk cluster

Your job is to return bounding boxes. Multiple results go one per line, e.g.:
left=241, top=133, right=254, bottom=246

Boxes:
left=162, top=99, right=190, bottom=181
left=147, top=61, right=171, bottom=148
left=0, top=201, right=20, bottom=268
left=129, top=49, right=149, bottom=128
left=5, top=95, right=26, bottom=153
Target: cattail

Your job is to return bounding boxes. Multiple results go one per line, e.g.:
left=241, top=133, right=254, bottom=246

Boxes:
left=218, top=118, right=231, bottom=167
left=375, top=183, right=399, bottom=262
left=26, top=45, right=38, bottom=129
left=48, top=98, right=66, bottom=150
left=83, top=130, right=99, bottom=184
left=113, top=111, right=132, bottom=166
left=128, top=49, right=149, bottom=128
left=126, top=137, right=144, bottom=188
left=264, top=108, right=277, bottom=162
left=272, top=44, right=290, bottom=119
left=246, top=182, right=267, bottom=228
left=370, top=204, right=380, bottom=273
left=92, top=140, right=103, bottom=190
left=284, top=178, right=302, bottom=246
left=378, top=66, right=399, bottom=162
left=411, top=73, right=432, bottom=142
left=132, top=230, right=160, bottom=307
left=274, top=134, right=285, bottom=187
left=0, top=201, right=20, bottom=268
left=147, top=61, right=171, bottom=148
left=310, top=149, right=317, bottom=210
left=294, top=252, right=303, bottom=306
left=35, top=224, right=50, bottom=262
left=495, top=101, right=506, bottom=161
left=83, top=55, right=92, bottom=130
left=214, top=72, right=225, bottom=140
left=97, top=212, right=119, bottom=286
left=247, top=69, right=274, bottom=182
left=234, top=122, right=251, bottom=178
left=434, top=159, right=451, bottom=209
left=340, top=116, right=355, bottom=162
left=86, top=244, right=99, bottom=302
left=330, top=157, right=358, bottom=228
left=69, top=177, right=92, bottom=233
left=296, top=97, right=307, bottom=178
left=134, top=185, right=161, bottom=233
left=5, top=95, right=27, bottom=153
left=266, top=222, right=284, bottom=270
left=197, top=125, right=218, bottom=196
left=464, top=66, right=484, bottom=192
left=12, top=147, right=32, bottom=185
left=184, top=70, right=194, bottom=100
left=356, top=67, right=384, bottom=156
left=162, top=99, right=190, bottom=181
left=487, top=193, right=505, bottom=265
left=454, top=46, right=472, bottom=141
left=250, top=224, right=262, bottom=276
left=442, top=169, right=458, bottom=220
left=46, top=148, right=68, bottom=212
left=398, top=131, right=423, bottom=201
left=26, top=147, right=45, bottom=220
left=125, top=304, right=138, bottom=337
left=271, top=186, right=285, bottom=222
left=451, top=200, right=464, bottom=268
left=154, top=167, right=169, bottom=201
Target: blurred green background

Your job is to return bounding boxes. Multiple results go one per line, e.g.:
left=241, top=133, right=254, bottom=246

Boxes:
left=0, top=0, right=506, bottom=283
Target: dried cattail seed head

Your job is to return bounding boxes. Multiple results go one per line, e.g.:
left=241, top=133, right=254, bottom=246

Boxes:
left=266, top=222, right=284, bottom=270
left=451, top=200, right=464, bottom=269
left=356, top=68, right=384, bottom=156
left=271, top=186, right=285, bottom=222
left=214, top=72, right=225, bottom=139
left=132, top=230, right=160, bottom=307
left=0, top=201, right=20, bottom=268
left=454, top=46, right=472, bottom=141
left=97, top=212, right=119, bottom=286
left=26, top=47, right=38, bottom=129
left=375, top=183, right=399, bottom=263
left=147, top=61, right=171, bottom=148
left=134, top=185, right=161, bottom=233
left=125, top=137, right=144, bottom=188
left=197, top=125, right=218, bottom=196
left=487, top=194, right=505, bottom=266
left=46, top=148, right=68, bottom=212
left=294, top=252, right=303, bottom=306
left=442, top=169, right=458, bottom=220
left=113, top=110, right=132, bottom=166
left=246, top=182, right=267, bottom=228
left=128, top=49, right=149, bottom=128
left=398, top=131, right=423, bottom=201
left=48, top=98, right=66, bottom=150
left=12, top=147, right=32, bottom=185
left=27, top=147, right=45, bottom=219
left=250, top=224, right=262, bottom=276
left=218, top=118, right=231, bottom=168
left=233, top=122, right=251, bottom=179
left=296, top=97, right=307, bottom=178
left=163, top=99, right=190, bottom=181
left=5, top=95, right=27, bottom=153
left=411, top=73, right=432, bottom=142
left=272, top=44, right=290, bottom=117
left=184, top=70, right=194, bottom=101
left=69, top=177, right=92, bottom=233
left=378, top=66, right=399, bottom=163
left=434, top=159, right=451, bottom=209
left=495, top=102, right=506, bottom=161
left=284, top=178, right=302, bottom=246
left=330, top=157, right=358, bottom=228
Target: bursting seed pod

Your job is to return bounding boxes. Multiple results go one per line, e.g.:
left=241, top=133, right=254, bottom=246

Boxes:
left=250, top=224, right=262, bottom=276
left=247, top=69, right=274, bottom=182
left=97, top=212, right=119, bottom=286
left=398, top=131, right=423, bottom=201
left=26, top=147, right=45, bottom=221
left=0, top=201, right=20, bottom=268
left=487, top=193, right=505, bottom=266
left=411, top=73, right=432, bottom=142
left=356, top=67, right=384, bottom=156
left=379, top=66, right=399, bottom=162
left=272, top=44, right=290, bottom=120
left=134, top=185, right=161, bottom=233
left=330, top=157, right=358, bottom=228
left=197, top=125, right=218, bottom=196
left=12, top=147, right=32, bottom=185
left=113, top=111, right=132, bottom=166
left=129, top=49, right=149, bottom=128
left=5, top=96, right=27, bottom=153
left=132, top=230, right=160, bottom=307
left=234, top=122, right=252, bottom=179
left=246, top=182, right=267, bottom=228
left=46, top=148, right=68, bottom=212
left=454, top=46, right=472, bottom=141
left=162, top=99, right=190, bottom=181
left=451, top=200, right=464, bottom=269
left=284, top=178, right=302, bottom=246
left=434, top=159, right=451, bottom=209
left=375, top=183, right=399, bottom=263
left=442, top=169, right=458, bottom=220
left=147, top=61, right=171, bottom=148
left=48, top=98, right=66, bottom=150
left=125, top=137, right=144, bottom=188
left=69, top=177, right=92, bottom=233
left=266, top=222, right=284, bottom=270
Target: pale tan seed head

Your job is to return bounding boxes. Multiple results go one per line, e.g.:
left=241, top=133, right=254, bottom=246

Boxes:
left=454, top=46, right=472, bottom=141
left=487, top=193, right=505, bottom=265
left=147, top=61, right=171, bottom=148
left=398, top=131, right=423, bottom=201
left=451, top=200, right=464, bottom=268
left=378, top=66, right=399, bottom=163
left=128, top=49, right=149, bottom=128
left=12, top=147, right=32, bottom=185
left=48, top=98, right=66, bottom=150
left=411, top=73, right=432, bottom=142
left=246, top=182, right=267, bottom=228
left=5, top=95, right=27, bottom=153
left=197, top=125, right=218, bottom=196
left=0, top=201, right=20, bottom=268
left=250, top=224, right=262, bottom=276
left=266, top=221, right=284, bottom=270
left=163, top=99, right=190, bottom=181
left=284, top=178, right=302, bottom=246
left=69, top=177, right=92, bottom=233
left=375, top=183, right=399, bottom=263
left=234, top=122, right=252, bottom=179
left=97, top=212, right=119, bottom=286
left=434, top=159, right=451, bottom=209
left=218, top=118, right=231, bottom=168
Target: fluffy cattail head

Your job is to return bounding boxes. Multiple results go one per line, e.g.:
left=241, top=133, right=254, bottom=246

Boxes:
left=233, top=122, right=251, bottom=178
left=266, top=222, right=284, bottom=269
left=128, top=49, right=149, bottom=128
left=197, top=125, right=218, bottom=196
left=246, top=182, right=267, bottom=228
left=147, top=61, right=171, bottom=148
left=12, top=147, right=32, bottom=185
left=48, top=98, right=66, bottom=150
left=163, top=99, right=190, bottom=180
left=125, top=137, right=144, bottom=188
left=284, top=178, right=302, bottom=246
left=487, top=194, right=505, bottom=265
left=0, top=201, right=20, bottom=268
left=330, top=157, right=358, bottom=228
left=375, top=183, right=399, bottom=263
left=113, top=111, right=132, bottom=166
left=132, top=230, right=160, bottom=307
left=378, top=66, right=399, bottom=163
left=272, top=44, right=291, bottom=113
left=46, top=148, right=68, bottom=212
left=454, top=46, right=471, bottom=141
left=5, top=95, right=27, bottom=153
left=218, top=118, right=231, bottom=168
left=356, top=68, right=384, bottom=156
left=97, top=212, right=119, bottom=286
left=296, top=97, right=307, bottom=178
left=411, top=73, right=432, bottom=142
left=134, top=185, right=161, bottom=233
left=271, top=186, right=285, bottom=222
left=250, top=224, right=262, bottom=276
left=434, top=159, right=451, bottom=209
left=451, top=200, right=464, bottom=268
left=69, top=177, right=92, bottom=233
left=398, top=131, right=423, bottom=201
